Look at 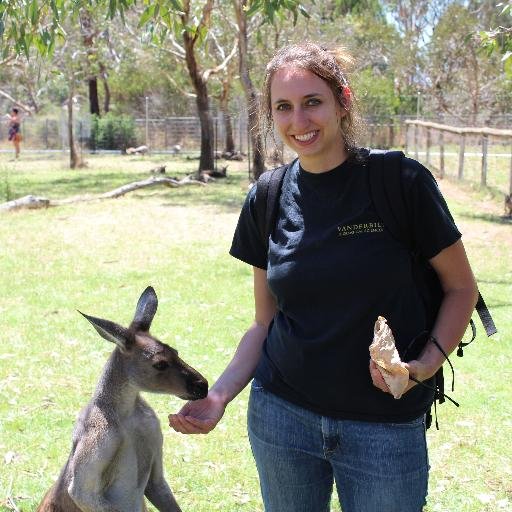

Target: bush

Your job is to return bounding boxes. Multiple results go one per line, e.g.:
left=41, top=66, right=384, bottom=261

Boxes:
left=90, top=113, right=137, bottom=151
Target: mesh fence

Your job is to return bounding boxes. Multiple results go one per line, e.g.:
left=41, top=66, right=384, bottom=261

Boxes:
left=1, top=112, right=510, bottom=195
left=0, top=112, right=404, bottom=154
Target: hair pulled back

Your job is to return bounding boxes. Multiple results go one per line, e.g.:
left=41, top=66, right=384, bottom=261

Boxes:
left=258, top=41, right=362, bottom=155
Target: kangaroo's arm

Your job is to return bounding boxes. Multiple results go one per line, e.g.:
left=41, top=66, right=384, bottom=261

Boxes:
left=67, top=426, right=123, bottom=512
left=145, top=443, right=182, bottom=512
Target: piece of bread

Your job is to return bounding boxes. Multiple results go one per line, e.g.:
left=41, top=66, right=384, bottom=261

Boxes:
left=369, top=316, right=409, bottom=399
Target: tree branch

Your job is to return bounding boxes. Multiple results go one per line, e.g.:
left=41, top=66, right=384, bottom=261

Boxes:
left=202, top=39, right=237, bottom=81
left=0, top=90, right=33, bottom=114
left=0, top=176, right=206, bottom=212
left=163, top=72, right=197, bottom=98
left=193, top=0, right=214, bottom=45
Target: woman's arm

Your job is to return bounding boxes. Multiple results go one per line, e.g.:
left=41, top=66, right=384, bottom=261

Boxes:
left=370, top=239, right=478, bottom=394
left=406, top=239, right=478, bottom=382
left=168, top=267, right=277, bottom=434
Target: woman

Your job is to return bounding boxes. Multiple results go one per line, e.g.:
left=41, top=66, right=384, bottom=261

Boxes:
left=7, top=107, right=22, bottom=159
left=169, top=42, right=478, bottom=511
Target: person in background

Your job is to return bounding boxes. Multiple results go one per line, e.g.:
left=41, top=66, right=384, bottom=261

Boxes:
left=168, top=41, right=478, bottom=512
left=6, top=107, right=22, bottom=159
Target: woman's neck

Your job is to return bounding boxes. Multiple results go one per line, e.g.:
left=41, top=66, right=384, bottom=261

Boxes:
left=298, top=145, right=349, bottom=174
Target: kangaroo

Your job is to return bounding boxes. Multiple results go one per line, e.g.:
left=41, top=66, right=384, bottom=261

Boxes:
left=37, top=286, right=208, bottom=512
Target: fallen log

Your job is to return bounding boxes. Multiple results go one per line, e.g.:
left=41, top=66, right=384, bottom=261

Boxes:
left=0, top=195, right=50, bottom=212
left=0, top=176, right=206, bottom=212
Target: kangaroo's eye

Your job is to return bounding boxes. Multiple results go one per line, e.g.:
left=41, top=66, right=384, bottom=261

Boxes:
left=153, top=361, right=170, bottom=371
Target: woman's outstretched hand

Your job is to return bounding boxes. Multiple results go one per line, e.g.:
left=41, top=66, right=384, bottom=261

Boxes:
left=169, top=391, right=226, bottom=434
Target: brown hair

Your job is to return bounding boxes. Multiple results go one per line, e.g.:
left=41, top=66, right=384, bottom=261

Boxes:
left=258, top=41, right=363, bottom=155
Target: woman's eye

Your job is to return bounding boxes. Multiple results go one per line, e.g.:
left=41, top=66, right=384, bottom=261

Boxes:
left=276, top=103, right=290, bottom=111
left=306, top=98, right=321, bottom=106
left=153, top=361, right=170, bottom=371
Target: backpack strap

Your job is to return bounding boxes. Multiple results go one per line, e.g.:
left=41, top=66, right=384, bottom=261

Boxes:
left=368, top=149, right=497, bottom=340
left=255, top=161, right=293, bottom=252
left=367, top=150, right=411, bottom=247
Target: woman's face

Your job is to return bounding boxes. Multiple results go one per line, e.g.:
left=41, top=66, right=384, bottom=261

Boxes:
left=270, top=65, right=346, bottom=172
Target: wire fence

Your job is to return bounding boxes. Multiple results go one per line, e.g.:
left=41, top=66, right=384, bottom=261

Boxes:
left=0, top=112, right=409, bottom=154
left=1, top=112, right=511, bottom=196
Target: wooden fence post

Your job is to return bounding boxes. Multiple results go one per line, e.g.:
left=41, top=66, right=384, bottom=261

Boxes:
left=414, top=123, right=419, bottom=160
left=481, top=135, right=488, bottom=187
left=426, top=127, right=431, bottom=166
left=439, top=130, right=445, bottom=178
left=458, top=133, right=465, bottom=180
left=509, top=141, right=512, bottom=195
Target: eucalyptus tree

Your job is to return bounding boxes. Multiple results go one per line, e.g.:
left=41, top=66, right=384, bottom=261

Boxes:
left=427, top=2, right=508, bottom=123
left=232, top=0, right=310, bottom=178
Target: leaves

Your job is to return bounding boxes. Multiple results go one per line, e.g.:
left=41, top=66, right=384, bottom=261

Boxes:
left=245, top=0, right=309, bottom=25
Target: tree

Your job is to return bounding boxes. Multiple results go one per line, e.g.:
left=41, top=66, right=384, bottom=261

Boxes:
left=427, top=3, right=508, bottom=123
left=478, top=0, right=512, bottom=73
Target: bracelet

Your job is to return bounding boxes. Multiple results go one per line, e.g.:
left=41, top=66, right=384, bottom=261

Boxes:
left=427, top=334, right=455, bottom=392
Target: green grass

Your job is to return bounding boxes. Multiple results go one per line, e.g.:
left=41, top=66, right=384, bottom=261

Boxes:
left=0, top=153, right=511, bottom=511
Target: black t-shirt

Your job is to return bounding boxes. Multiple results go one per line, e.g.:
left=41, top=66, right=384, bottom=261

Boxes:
left=229, top=154, right=461, bottom=422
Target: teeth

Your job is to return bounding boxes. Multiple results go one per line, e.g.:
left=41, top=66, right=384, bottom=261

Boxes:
left=294, top=131, right=317, bottom=142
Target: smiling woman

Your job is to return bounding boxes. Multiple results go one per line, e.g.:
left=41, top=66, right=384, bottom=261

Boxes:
left=168, top=41, right=479, bottom=512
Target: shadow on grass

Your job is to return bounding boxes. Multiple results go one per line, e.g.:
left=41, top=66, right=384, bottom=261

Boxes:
left=478, top=279, right=512, bottom=286
left=459, top=212, right=512, bottom=225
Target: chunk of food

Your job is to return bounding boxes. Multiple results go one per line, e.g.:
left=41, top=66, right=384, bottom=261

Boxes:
left=369, top=316, right=409, bottom=399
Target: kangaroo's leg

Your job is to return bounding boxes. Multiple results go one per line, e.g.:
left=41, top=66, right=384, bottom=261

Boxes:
left=145, top=444, right=182, bottom=512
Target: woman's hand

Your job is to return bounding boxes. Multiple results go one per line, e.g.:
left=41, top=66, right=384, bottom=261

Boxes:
left=168, top=391, right=226, bottom=434
left=369, top=359, right=390, bottom=393
left=370, top=357, right=441, bottom=397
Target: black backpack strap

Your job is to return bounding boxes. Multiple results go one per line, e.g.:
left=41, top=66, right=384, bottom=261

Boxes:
left=255, top=162, right=290, bottom=252
left=367, top=150, right=411, bottom=247
left=457, top=294, right=497, bottom=355
left=369, top=149, right=497, bottom=339
left=475, top=293, right=497, bottom=337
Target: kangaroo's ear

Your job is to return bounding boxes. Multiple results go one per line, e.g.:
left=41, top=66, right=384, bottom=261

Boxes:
left=132, top=286, right=158, bottom=331
left=78, top=311, right=132, bottom=351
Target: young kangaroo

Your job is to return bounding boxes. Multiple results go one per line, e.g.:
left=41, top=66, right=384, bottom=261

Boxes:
left=37, top=286, right=208, bottom=512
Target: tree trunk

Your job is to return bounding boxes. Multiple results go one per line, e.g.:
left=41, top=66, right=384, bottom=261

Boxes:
left=89, top=78, right=100, bottom=115
left=223, top=111, right=235, bottom=154
left=182, top=31, right=214, bottom=174
left=80, top=8, right=100, bottom=117
left=233, top=1, right=265, bottom=179
left=102, top=74, right=110, bottom=113
left=197, top=91, right=215, bottom=172
left=68, top=91, right=79, bottom=169
left=220, top=80, right=235, bottom=154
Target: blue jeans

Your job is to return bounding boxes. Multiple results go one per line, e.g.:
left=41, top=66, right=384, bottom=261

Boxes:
left=248, top=380, right=429, bottom=512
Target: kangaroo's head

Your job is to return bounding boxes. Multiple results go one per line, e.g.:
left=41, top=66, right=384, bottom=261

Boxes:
left=79, top=286, right=208, bottom=401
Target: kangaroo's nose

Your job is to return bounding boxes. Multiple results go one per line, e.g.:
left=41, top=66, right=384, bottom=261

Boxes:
left=187, top=377, right=208, bottom=400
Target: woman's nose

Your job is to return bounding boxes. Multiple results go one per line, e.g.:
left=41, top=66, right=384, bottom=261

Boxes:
left=291, top=107, right=309, bottom=131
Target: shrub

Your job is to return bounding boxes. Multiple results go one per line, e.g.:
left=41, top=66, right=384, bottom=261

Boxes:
left=90, top=113, right=137, bottom=151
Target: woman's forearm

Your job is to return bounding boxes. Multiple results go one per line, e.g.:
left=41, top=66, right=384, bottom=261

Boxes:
left=210, top=321, right=269, bottom=406
left=418, top=285, right=478, bottom=377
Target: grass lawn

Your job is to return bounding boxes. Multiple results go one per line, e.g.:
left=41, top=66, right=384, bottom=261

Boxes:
left=0, top=152, right=511, bottom=511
